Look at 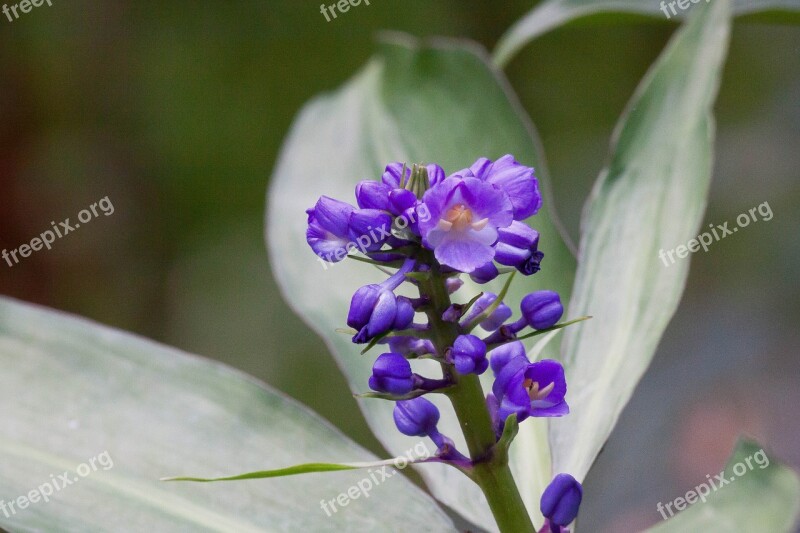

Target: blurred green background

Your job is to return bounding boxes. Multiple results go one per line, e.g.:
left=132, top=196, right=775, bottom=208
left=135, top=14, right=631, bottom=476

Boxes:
left=1, top=1, right=798, bottom=531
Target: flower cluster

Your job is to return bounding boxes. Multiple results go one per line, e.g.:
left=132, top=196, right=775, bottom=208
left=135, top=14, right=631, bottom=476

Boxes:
left=307, top=155, right=582, bottom=529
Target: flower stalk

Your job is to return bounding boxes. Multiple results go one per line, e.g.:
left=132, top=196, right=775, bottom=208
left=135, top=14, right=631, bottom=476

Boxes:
left=418, top=252, right=535, bottom=532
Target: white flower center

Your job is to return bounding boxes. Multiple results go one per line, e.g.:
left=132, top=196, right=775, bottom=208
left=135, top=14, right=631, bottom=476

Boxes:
left=524, top=378, right=554, bottom=401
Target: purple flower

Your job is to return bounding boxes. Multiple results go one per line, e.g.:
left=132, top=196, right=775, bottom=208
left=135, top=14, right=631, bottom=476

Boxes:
left=496, top=221, right=545, bottom=275
left=306, top=196, right=354, bottom=262
left=521, top=290, right=563, bottom=330
left=456, top=155, right=541, bottom=220
left=369, top=353, right=415, bottom=395
left=450, top=335, right=488, bottom=375
left=492, top=357, right=568, bottom=422
left=419, top=177, right=513, bottom=273
left=540, top=474, right=583, bottom=532
left=460, top=292, right=513, bottom=331
left=393, top=397, right=440, bottom=437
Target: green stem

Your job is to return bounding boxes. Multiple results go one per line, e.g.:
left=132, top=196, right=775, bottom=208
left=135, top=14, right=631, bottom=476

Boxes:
left=417, top=252, right=535, bottom=533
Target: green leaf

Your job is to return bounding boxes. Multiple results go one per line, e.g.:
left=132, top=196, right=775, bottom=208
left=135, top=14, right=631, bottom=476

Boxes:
left=267, top=34, right=576, bottom=530
left=647, top=440, right=800, bottom=532
left=0, top=297, right=455, bottom=532
left=163, top=456, right=431, bottom=483
left=550, top=0, right=732, bottom=483
left=493, top=0, right=800, bottom=67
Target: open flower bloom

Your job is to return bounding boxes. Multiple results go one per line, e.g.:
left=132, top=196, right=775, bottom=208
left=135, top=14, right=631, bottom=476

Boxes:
left=455, top=154, right=542, bottom=220
left=419, top=177, right=513, bottom=273
left=492, top=355, right=568, bottom=422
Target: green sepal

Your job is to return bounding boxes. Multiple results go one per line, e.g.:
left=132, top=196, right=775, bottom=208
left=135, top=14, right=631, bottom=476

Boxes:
left=486, top=316, right=593, bottom=350
left=464, top=271, right=516, bottom=332
left=356, top=387, right=452, bottom=401
left=405, top=271, right=432, bottom=282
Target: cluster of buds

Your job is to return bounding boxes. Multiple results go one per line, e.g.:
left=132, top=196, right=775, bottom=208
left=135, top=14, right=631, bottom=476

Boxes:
left=307, top=155, right=582, bottom=530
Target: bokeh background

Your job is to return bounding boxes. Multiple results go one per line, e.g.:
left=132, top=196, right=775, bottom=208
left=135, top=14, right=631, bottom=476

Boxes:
left=1, top=1, right=797, bottom=531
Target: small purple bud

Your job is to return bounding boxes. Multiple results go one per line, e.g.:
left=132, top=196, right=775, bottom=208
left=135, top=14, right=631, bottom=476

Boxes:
left=521, top=290, right=563, bottom=330
left=451, top=335, right=488, bottom=375
left=426, top=163, right=445, bottom=187
left=393, top=296, right=415, bottom=330
left=347, top=285, right=398, bottom=343
left=348, top=209, right=393, bottom=252
left=355, top=180, right=392, bottom=211
left=469, top=262, right=499, bottom=284
left=442, top=305, right=462, bottom=323
left=460, top=292, right=513, bottom=331
left=388, top=188, right=417, bottom=216
left=495, top=221, right=544, bottom=275
left=305, top=196, right=355, bottom=262
left=387, top=336, right=436, bottom=357
left=540, top=474, right=582, bottom=530
left=381, top=162, right=411, bottom=189
left=393, top=398, right=440, bottom=437
left=369, top=353, right=415, bottom=395
left=445, top=277, right=464, bottom=294
left=489, top=341, right=528, bottom=375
